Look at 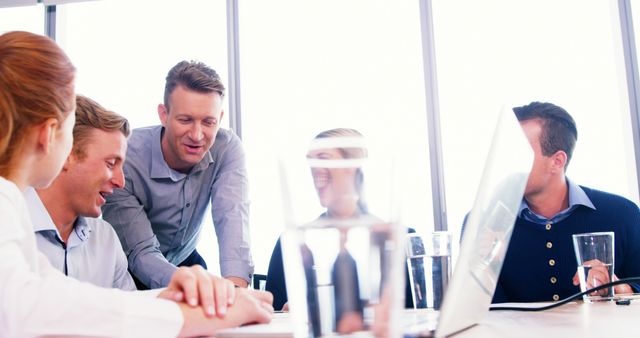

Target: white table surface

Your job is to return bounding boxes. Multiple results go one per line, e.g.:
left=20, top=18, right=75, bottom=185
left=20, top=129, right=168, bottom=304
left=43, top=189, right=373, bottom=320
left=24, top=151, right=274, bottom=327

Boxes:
left=217, top=300, right=640, bottom=337
left=456, top=300, right=640, bottom=338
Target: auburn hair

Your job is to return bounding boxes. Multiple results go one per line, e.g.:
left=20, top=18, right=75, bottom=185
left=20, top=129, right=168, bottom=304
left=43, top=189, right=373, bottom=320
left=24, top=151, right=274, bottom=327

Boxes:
left=0, top=31, right=76, bottom=177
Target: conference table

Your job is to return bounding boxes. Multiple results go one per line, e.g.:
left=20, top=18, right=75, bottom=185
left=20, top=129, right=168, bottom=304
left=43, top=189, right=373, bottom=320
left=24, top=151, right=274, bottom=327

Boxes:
left=217, top=299, right=640, bottom=337
left=456, top=300, right=640, bottom=338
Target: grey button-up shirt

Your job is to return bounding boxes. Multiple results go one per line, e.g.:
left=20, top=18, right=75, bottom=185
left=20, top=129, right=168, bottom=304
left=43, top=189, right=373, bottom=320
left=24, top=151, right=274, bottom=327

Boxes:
left=103, top=126, right=253, bottom=289
left=25, top=188, right=136, bottom=291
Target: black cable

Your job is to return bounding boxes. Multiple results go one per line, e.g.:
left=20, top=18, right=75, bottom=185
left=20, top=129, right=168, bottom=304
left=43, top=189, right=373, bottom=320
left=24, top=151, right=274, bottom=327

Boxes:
left=489, top=277, right=640, bottom=311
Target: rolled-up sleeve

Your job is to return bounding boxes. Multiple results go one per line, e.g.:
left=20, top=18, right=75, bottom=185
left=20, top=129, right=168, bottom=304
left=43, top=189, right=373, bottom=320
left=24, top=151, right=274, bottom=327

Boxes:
left=211, top=133, right=254, bottom=282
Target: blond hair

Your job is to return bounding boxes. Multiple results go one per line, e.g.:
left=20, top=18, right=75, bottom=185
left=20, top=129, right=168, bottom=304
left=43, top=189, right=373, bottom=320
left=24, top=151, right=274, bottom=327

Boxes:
left=313, top=128, right=368, bottom=160
left=73, top=95, right=130, bottom=160
left=313, top=128, right=368, bottom=212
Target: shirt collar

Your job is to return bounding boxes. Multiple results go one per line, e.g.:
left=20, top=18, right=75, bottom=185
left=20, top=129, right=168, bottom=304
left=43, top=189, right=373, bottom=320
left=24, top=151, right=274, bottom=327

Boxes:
left=73, top=216, right=91, bottom=242
left=24, top=187, right=57, bottom=233
left=567, top=178, right=596, bottom=210
left=24, top=187, right=91, bottom=244
left=518, top=177, right=596, bottom=217
left=150, top=126, right=214, bottom=180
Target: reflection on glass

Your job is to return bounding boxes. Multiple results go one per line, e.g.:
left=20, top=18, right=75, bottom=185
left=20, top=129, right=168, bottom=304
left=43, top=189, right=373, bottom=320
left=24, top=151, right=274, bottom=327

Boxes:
left=309, top=131, right=366, bottom=333
left=437, top=107, right=532, bottom=338
left=281, top=128, right=403, bottom=338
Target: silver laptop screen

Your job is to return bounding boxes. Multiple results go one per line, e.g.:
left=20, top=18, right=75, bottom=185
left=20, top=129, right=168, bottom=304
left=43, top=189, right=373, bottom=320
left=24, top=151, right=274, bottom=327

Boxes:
left=436, top=107, right=533, bottom=337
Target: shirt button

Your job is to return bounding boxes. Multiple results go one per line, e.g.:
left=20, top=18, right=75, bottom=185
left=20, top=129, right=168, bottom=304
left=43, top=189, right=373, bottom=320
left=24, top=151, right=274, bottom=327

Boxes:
left=550, top=277, right=557, bottom=284
left=186, top=203, right=191, bottom=208
left=549, top=259, right=556, bottom=266
left=545, top=223, right=552, bottom=230
left=553, top=294, right=560, bottom=301
left=546, top=242, right=553, bottom=249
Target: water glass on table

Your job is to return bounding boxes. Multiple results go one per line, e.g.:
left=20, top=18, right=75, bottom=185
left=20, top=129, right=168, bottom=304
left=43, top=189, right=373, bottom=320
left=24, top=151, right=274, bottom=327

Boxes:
left=406, top=231, right=452, bottom=309
left=572, top=231, right=615, bottom=302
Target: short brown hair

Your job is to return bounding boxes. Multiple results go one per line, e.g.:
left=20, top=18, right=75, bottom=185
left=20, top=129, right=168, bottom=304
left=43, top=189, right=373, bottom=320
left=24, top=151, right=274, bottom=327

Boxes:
left=0, top=31, right=76, bottom=177
left=513, top=101, right=578, bottom=168
left=163, top=60, right=225, bottom=110
left=73, top=95, right=130, bottom=160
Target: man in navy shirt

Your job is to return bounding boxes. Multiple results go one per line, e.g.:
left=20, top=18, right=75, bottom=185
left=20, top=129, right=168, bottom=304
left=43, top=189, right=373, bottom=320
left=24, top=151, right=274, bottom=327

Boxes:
left=494, top=101, right=640, bottom=303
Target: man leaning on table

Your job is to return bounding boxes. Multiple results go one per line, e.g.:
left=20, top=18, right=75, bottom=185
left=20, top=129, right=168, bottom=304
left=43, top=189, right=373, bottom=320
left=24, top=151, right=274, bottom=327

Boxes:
left=494, top=101, right=640, bottom=303
left=103, top=60, right=253, bottom=289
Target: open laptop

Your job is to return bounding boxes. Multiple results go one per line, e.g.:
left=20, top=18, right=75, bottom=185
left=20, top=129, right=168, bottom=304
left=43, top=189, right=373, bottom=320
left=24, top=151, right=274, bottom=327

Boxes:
left=404, top=106, right=532, bottom=337
left=218, top=107, right=533, bottom=338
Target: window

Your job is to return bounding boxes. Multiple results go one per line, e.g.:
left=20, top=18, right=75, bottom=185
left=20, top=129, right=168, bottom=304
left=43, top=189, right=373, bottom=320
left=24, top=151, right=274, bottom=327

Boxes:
left=57, top=0, right=228, bottom=130
left=0, top=4, right=44, bottom=35
left=12, top=0, right=637, bottom=279
left=57, top=0, right=228, bottom=274
left=239, top=0, right=433, bottom=273
left=432, top=0, right=638, bottom=246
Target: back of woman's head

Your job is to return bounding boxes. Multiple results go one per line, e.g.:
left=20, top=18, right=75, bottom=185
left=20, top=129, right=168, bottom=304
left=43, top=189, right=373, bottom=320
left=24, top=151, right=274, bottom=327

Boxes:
left=0, top=31, right=76, bottom=177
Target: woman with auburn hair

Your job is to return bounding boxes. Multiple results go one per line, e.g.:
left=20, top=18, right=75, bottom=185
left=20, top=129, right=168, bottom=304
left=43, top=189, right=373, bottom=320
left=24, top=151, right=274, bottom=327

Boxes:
left=0, top=31, right=272, bottom=337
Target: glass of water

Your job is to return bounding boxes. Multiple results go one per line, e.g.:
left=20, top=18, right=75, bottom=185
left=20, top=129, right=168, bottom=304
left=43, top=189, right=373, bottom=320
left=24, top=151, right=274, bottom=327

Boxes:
left=278, top=129, right=406, bottom=338
left=572, top=231, right=615, bottom=302
left=406, top=231, right=451, bottom=309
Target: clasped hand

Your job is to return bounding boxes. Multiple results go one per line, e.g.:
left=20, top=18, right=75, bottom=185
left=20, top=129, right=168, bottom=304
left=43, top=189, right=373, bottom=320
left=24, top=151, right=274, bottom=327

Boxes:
left=158, top=265, right=273, bottom=319
left=571, top=259, right=633, bottom=296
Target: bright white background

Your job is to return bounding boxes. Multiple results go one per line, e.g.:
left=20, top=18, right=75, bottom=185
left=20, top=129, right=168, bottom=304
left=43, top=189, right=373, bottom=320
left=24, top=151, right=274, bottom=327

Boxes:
left=238, top=0, right=432, bottom=274
left=0, top=4, right=43, bottom=35
left=1, top=0, right=639, bottom=278
left=56, top=0, right=229, bottom=276
left=434, top=0, right=639, bottom=254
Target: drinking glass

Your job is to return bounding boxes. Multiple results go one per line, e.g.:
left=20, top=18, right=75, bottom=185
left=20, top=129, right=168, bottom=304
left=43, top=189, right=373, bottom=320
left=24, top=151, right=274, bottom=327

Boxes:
left=572, top=231, right=615, bottom=302
left=406, top=231, right=451, bottom=309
